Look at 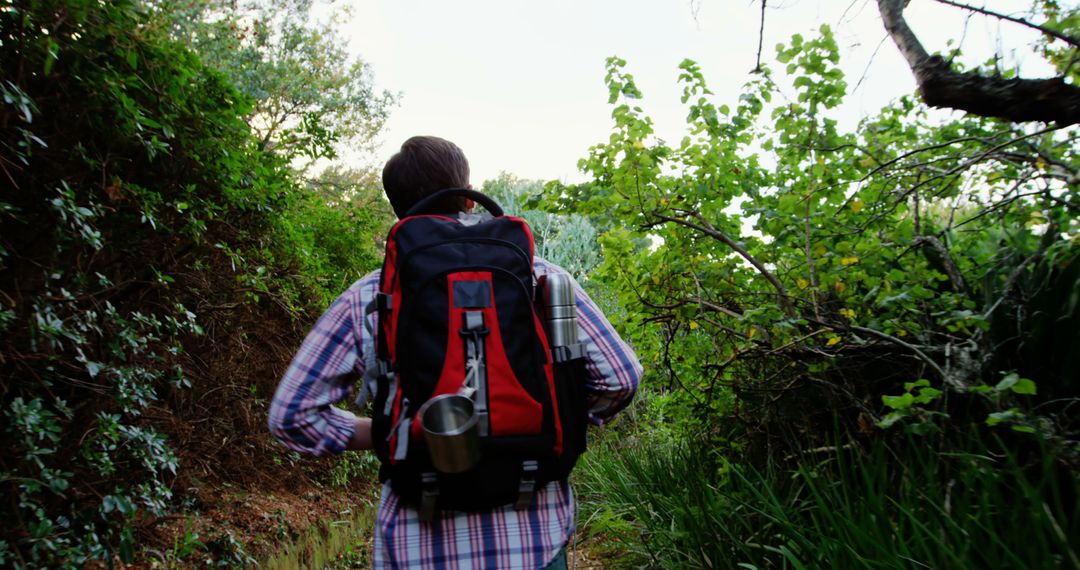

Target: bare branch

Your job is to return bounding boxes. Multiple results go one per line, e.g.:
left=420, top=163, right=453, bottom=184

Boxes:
left=654, top=211, right=797, bottom=317
left=754, top=0, right=767, bottom=73
left=932, top=0, right=1080, bottom=49
left=849, top=325, right=958, bottom=390
left=690, top=297, right=744, bottom=320
left=981, top=240, right=1050, bottom=321
left=877, top=0, right=1080, bottom=125
left=891, top=125, right=1064, bottom=207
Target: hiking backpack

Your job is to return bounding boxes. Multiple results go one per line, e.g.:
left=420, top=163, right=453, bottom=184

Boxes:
left=368, top=188, right=588, bottom=518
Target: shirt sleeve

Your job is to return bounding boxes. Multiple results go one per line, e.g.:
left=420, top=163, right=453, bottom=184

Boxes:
left=567, top=273, right=643, bottom=425
left=267, top=293, right=363, bottom=456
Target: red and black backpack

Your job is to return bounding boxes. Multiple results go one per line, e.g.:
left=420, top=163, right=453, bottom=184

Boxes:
left=368, top=188, right=588, bottom=517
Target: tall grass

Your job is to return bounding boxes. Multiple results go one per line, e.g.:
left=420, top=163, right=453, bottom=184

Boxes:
left=261, top=507, right=375, bottom=570
left=574, top=432, right=1080, bottom=569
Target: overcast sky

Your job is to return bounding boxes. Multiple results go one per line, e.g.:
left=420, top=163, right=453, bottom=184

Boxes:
left=332, top=0, right=1053, bottom=184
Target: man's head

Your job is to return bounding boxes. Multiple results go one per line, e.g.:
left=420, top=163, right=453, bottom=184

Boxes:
left=382, top=136, right=471, bottom=218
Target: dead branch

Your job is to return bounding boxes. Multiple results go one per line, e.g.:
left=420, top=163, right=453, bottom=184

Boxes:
left=878, top=0, right=1080, bottom=125
left=980, top=241, right=1049, bottom=321
left=754, top=0, right=767, bottom=73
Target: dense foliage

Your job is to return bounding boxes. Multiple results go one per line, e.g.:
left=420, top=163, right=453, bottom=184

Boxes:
left=0, top=1, right=391, bottom=566
left=550, top=25, right=1079, bottom=445
left=548, top=15, right=1080, bottom=569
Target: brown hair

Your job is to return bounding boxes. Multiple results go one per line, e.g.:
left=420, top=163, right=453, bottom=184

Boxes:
left=382, top=136, right=470, bottom=218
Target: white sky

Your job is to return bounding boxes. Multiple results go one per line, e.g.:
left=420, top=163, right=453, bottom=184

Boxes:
left=332, top=0, right=1054, bottom=185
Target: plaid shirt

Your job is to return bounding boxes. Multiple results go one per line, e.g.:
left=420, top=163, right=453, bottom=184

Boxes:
left=269, top=257, right=641, bottom=569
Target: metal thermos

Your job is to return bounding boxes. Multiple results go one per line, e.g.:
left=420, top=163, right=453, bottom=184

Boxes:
left=540, top=273, right=578, bottom=347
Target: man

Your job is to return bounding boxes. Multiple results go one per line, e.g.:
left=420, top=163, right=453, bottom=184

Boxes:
left=268, top=136, right=641, bottom=569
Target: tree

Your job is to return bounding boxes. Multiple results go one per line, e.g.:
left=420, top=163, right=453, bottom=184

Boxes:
left=168, top=0, right=397, bottom=164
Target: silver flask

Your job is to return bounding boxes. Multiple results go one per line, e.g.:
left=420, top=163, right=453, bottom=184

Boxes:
left=539, top=273, right=578, bottom=348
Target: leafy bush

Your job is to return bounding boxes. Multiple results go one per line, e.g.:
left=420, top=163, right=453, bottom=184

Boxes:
left=541, top=23, right=1080, bottom=458
left=265, top=173, right=391, bottom=310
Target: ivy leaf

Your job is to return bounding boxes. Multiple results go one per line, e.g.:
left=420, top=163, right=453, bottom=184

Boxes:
left=913, top=387, right=942, bottom=404
left=904, top=379, right=930, bottom=391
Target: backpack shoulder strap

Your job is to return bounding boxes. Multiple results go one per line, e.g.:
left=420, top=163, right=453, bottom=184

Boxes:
left=405, top=188, right=504, bottom=218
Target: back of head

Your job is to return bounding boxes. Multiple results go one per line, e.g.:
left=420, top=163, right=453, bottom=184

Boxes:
left=382, top=136, right=471, bottom=218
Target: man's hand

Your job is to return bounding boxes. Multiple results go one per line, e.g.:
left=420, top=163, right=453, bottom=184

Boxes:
left=347, top=417, right=373, bottom=451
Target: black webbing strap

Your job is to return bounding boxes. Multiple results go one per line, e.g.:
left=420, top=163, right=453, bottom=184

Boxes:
left=515, top=460, right=540, bottom=510
left=419, top=471, right=439, bottom=523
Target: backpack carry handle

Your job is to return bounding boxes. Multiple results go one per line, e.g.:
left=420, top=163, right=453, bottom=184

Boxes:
left=405, top=188, right=504, bottom=218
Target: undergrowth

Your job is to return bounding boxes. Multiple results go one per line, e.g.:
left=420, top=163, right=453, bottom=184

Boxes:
left=576, top=428, right=1080, bottom=569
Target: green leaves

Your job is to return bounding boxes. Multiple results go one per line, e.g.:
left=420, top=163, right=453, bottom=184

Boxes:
left=878, top=379, right=946, bottom=432
left=604, top=56, right=643, bottom=103
left=996, top=372, right=1037, bottom=395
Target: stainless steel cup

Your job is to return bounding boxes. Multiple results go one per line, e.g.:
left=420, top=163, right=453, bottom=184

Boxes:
left=419, top=394, right=481, bottom=473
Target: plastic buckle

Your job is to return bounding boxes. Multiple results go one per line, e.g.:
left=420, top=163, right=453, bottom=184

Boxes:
left=462, top=311, right=485, bottom=332
left=376, top=359, right=395, bottom=378
left=551, top=343, right=586, bottom=363
left=419, top=472, right=439, bottom=523
left=515, top=460, right=539, bottom=510
left=376, top=292, right=393, bottom=312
